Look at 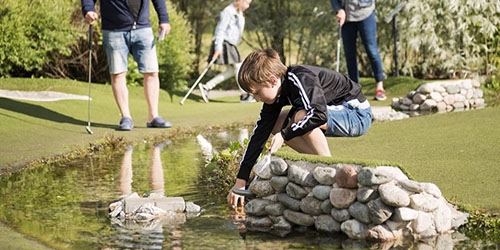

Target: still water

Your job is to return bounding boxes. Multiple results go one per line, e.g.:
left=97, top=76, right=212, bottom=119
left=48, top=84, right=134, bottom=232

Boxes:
left=0, top=130, right=497, bottom=249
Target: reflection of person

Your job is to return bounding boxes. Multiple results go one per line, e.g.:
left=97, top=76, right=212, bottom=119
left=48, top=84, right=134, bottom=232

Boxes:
left=112, top=144, right=166, bottom=248
left=120, top=145, right=165, bottom=199
left=81, top=0, right=172, bottom=130
left=330, top=0, right=387, bottom=101
left=198, top=0, right=254, bottom=103
left=227, top=49, right=372, bottom=207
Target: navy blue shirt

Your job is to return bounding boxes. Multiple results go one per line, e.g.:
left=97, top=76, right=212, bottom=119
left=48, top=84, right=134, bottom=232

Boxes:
left=81, top=0, right=170, bottom=31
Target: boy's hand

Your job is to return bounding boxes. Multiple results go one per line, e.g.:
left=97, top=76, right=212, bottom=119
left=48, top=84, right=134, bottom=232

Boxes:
left=269, top=132, right=284, bottom=153
left=336, top=9, right=346, bottom=26
left=212, top=50, right=222, bottom=61
left=227, top=178, right=246, bottom=208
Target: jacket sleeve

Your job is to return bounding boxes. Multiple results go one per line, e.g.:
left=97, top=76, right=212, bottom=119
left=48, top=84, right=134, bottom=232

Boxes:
left=81, top=0, right=96, bottom=16
left=330, top=0, right=343, bottom=12
left=152, top=0, right=170, bottom=24
left=237, top=103, right=281, bottom=182
left=280, top=71, right=328, bottom=141
left=213, top=8, right=232, bottom=51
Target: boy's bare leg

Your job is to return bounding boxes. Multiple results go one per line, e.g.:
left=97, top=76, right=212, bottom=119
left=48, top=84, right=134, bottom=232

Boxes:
left=272, top=110, right=331, bottom=156
left=111, top=72, right=131, bottom=118
left=143, top=72, right=160, bottom=122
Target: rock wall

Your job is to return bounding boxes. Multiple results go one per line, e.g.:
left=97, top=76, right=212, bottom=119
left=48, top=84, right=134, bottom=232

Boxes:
left=244, top=157, right=468, bottom=242
left=391, top=79, right=485, bottom=113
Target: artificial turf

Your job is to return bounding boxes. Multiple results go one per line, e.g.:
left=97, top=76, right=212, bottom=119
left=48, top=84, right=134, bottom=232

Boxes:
left=0, top=76, right=498, bottom=214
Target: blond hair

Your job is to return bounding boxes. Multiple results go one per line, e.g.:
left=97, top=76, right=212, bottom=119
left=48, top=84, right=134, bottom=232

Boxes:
left=238, top=48, right=287, bottom=93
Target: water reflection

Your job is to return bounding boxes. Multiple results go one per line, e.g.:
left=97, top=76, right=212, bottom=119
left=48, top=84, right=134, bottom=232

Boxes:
left=0, top=130, right=498, bottom=249
left=106, top=142, right=185, bottom=249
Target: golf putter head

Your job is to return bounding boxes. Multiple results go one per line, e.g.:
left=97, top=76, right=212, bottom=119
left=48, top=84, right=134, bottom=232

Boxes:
left=86, top=125, right=93, bottom=134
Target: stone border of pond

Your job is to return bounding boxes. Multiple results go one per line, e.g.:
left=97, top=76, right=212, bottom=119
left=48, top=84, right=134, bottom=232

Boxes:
left=243, top=156, right=469, bottom=243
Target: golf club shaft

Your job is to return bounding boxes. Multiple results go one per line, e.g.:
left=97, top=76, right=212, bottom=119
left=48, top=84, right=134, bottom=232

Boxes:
left=86, top=24, right=94, bottom=134
left=180, top=57, right=217, bottom=105
left=336, top=26, right=341, bottom=72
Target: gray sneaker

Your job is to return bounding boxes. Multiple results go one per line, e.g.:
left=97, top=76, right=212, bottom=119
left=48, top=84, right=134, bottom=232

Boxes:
left=199, top=83, right=209, bottom=103
left=117, top=117, right=134, bottom=131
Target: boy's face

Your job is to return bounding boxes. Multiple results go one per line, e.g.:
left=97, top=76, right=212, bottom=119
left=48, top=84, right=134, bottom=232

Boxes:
left=250, top=76, right=280, bottom=104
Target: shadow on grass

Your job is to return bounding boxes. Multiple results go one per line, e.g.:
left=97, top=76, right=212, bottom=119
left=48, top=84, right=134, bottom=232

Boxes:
left=0, top=97, right=114, bottom=129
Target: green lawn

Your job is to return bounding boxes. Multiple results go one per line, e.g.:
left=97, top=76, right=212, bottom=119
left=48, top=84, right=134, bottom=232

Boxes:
left=0, top=77, right=499, bottom=213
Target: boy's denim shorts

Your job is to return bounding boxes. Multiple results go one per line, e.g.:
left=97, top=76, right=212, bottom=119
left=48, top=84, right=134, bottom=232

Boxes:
left=324, top=99, right=372, bottom=137
left=102, top=28, right=158, bottom=74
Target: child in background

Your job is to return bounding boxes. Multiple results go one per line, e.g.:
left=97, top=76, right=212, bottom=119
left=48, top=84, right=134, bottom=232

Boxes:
left=227, top=48, right=372, bottom=208
left=199, top=0, right=253, bottom=103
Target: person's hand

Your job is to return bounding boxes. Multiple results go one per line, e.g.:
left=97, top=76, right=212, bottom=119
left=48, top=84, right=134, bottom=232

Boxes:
left=159, top=23, right=171, bottom=36
left=212, top=50, right=222, bottom=61
left=269, top=132, right=284, bottom=154
left=227, top=178, right=246, bottom=209
left=336, top=9, right=346, bottom=26
left=85, top=11, right=99, bottom=25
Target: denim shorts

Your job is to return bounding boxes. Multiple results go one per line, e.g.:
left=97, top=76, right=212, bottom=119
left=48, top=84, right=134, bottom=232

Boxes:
left=324, top=99, right=372, bottom=137
left=102, top=28, right=158, bottom=74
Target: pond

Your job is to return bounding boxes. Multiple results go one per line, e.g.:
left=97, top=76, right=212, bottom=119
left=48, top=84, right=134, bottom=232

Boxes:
left=0, top=129, right=498, bottom=249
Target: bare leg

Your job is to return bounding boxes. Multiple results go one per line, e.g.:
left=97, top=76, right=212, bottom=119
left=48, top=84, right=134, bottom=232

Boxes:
left=119, top=147, right=133, bottom=197
left=143, top=72, right=160, bottom=122
left=272, top=109, right=331, bottom=156
left=111, top=72, right=131, bottom=118
left=149, top=145, right=164, bottom=195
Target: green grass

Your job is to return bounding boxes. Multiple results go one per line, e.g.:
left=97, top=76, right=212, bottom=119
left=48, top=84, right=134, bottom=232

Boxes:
left=1, top=76, right=499, bottom=214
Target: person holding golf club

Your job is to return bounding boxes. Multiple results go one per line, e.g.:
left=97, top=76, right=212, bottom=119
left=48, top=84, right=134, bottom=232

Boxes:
left=81, top=0, right=172, bottom=131
left=198, top=0, right=253, bottom=103
left=227, top=48, right=372, bottom=208
left=330, top=0, right=387, bottom=101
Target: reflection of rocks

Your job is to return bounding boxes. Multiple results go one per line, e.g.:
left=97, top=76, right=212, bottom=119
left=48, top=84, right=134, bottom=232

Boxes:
left=109, top=192, right=201, bottom=224
left=244, top=157, right=469, bottom=244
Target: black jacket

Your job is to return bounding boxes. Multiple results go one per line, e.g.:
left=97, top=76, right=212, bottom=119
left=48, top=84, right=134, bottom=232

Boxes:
left=237, top=65, right=366, bottom=181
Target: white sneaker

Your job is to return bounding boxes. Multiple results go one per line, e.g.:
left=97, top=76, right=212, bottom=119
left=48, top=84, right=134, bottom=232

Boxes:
left=199, top=83, right=209, bottom=103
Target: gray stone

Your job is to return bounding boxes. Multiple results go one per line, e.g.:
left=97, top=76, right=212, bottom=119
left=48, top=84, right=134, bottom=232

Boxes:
left=312, top=166, right=336, bottom=185
left=265, top=202, right=286, bottom=216
left=330, top=187, right=357, bottom=209
left=277, top=193, right=301, bottom=211
left=357, top=186, right=378, bottom=203
left=445, top=84, right=460, bottom=94
left=270, top=157, right=288, bottom=176
left=412, top=211, right=435, bottom=234
left=315, top=214, right=341, bottom=233
left=288, top=164, right=319, bottom=187
left=300, top=196, right=323, bottom=216
left=417, top=84, right=434, bottom=94
left=399, top=179, right=425, bottom=193
left=433, top=198, right=452, bottom=233
left=341, top=219, right=368, bottom=240
left=286, top=181, right=308, bottom=199
left=331, top=208, right=351, bottom=222
left=312, top=185, right=332, bottom=200
left=410, top=193, right=439, bottom=212
left=430, top=92, right=443, bottom=102
left=367, top=198, right=393, bottom=225
left=412, top=93, right=427, bottom=104
left=320, top=199, right=333, bottom=214
left=421, top=99, right=437, bottom=110
left=244, top=199, right=274, bottom=216
left=366, top=224, right=395, bottom=242
left=357, top=167, right=392, bottom=186
left=270, top=176, right=288, bottom=193
left=393, top=207, right=419, bottom=222
left=348, top=201, right=371, bottom=224
left=283, top=209, right=315, bottom=227
left=249, top=179, right=275, bottom=198
left=376, top=166, right=408, bottom=181
left=246, top=216, right=273, bottom=232
left=378, top=181, right=411, bottom=207
left=271, top=216, right=293, bottom=233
